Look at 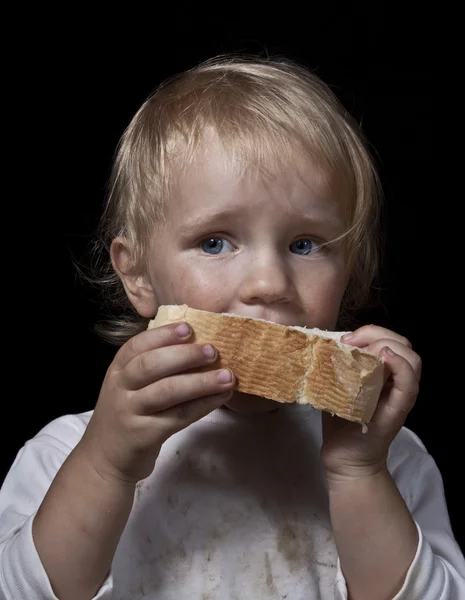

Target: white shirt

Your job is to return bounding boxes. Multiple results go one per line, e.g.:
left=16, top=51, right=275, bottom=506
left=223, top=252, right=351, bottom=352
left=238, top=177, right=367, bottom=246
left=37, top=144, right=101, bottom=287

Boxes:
left=1, top=404, right=464, bottom=599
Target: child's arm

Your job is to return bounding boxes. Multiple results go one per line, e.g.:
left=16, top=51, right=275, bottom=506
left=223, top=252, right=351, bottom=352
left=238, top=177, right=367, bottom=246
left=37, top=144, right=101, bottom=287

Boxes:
left=322, top=326, right=464, bottom=600
left=327, top=465, right=419, bottom=599
left=30, top=445, right=136, bottom=600
left=29, top=322, right=235, bottom=600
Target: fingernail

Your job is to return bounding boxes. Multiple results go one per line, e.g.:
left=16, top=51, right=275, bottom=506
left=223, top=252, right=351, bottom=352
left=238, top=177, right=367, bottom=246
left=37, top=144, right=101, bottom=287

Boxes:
left=175, top=323, right=191, bottom=337
left=383, top=346, right=396, bottom=357
left=217, top=369, right=233, bottom=384
left=341, top=333, right=354, bottom=342
left=202, top=344, right=216, bottom=359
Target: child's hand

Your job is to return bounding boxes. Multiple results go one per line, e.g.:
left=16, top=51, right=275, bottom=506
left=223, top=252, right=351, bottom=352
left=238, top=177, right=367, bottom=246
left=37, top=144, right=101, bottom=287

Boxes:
left=320, top=325, right=422, bottom=482
left=78, top=323, right=235, bottom=484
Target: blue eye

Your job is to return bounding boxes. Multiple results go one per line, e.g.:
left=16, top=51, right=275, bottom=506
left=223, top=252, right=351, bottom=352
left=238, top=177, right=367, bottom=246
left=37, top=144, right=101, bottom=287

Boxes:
left=200, top=237, right=233, bottom=255
left=289, top=239, right=318, bottom=255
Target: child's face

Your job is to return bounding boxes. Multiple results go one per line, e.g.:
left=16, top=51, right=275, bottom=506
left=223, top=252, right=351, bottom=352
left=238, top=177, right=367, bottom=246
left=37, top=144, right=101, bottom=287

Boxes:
left=122, top=140, right=350, bottom=413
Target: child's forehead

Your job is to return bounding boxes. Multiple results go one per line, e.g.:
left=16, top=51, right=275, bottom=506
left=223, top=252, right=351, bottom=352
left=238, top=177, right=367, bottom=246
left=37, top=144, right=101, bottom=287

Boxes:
left=172, top=128, right=332, bottom=187
left=163, top=139, right=349, bottom=232
left=169, top=135, right=348, bottom=215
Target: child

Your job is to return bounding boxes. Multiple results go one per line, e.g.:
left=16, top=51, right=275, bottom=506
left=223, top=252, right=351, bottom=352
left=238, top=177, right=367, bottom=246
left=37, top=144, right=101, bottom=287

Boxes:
left=1, top=55, right=464, bottom=600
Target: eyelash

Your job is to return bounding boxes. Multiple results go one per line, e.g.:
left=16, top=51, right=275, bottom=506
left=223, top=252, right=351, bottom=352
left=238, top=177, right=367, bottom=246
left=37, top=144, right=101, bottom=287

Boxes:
left=198, top=237, right=235, bottom=255
left=198, top=236, right=324, bottom=256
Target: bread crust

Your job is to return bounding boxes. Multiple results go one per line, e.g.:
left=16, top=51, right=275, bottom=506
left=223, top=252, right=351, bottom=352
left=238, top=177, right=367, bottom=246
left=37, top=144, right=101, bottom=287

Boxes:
left=148, top=305, right=384, bottom=423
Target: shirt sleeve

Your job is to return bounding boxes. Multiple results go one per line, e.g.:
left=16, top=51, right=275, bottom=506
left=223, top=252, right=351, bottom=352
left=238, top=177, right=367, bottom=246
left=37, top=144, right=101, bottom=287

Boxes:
left=0, top=414, right=114, bottom=600
left=333, top=431, right=465, bottom=599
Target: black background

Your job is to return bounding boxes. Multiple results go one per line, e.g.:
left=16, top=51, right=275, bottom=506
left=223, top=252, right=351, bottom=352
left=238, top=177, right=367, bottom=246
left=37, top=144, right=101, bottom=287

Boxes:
left=3, top=8, right=463, bottom=550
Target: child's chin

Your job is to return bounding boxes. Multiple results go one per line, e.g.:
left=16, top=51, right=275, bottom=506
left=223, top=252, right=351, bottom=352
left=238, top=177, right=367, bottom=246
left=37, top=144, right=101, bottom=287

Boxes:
left=222, top=391, right=281, bottom=414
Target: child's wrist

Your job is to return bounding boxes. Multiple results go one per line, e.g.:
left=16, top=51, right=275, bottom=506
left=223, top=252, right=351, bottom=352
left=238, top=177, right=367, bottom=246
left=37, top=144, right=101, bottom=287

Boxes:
left=324, top=461, right=389, bottom=490
left=73, top=439, right=140, bottom=491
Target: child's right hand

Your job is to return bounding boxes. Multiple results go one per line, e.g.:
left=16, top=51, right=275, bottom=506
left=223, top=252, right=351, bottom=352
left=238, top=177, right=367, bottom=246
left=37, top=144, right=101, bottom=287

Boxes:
left=78, top=322, right=235, bottom=484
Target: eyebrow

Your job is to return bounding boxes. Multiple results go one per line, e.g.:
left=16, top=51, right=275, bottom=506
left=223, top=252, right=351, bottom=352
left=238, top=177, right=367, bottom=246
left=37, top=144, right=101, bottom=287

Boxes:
left=180, top=209, right=244, bottom=231
left=178, top=208, right=344, bottom=235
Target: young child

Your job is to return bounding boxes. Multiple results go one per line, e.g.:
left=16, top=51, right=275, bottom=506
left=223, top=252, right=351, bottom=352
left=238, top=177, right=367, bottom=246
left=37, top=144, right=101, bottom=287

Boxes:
left=1, top=55, right=463, bottom=600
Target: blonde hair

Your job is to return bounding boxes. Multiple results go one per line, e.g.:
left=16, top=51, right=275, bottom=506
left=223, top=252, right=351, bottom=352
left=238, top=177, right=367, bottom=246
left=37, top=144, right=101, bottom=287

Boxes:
left=89, top=54, right=383, bottom=344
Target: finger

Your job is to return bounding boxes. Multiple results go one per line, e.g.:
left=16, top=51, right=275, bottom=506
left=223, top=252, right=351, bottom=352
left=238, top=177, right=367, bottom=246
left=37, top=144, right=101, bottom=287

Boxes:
left=133, top=368, right=236, bottom=415
left=341, top=325, right=412, bottom=350
left=112, top=323, right=193, bottom=371
left=122, top=342, right=219, bottom=390
left=153, top=389, right=234, bottom=441
left=363, top=339, right=422, bottom=381
left=376, top=347, right=419, bottom=415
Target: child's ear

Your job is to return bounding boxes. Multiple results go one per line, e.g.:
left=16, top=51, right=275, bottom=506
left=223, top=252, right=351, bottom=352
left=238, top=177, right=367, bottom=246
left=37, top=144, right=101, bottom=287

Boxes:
left=110, top=237, right=157, bottom=318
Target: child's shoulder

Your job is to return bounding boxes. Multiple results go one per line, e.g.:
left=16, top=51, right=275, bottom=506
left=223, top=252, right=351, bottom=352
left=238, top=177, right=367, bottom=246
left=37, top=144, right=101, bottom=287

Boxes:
left=29, top=410, right=93, bottom=453
left=2, top=412, right=94, bottom=495
left=392, top=425, right=427, bottom=453
left=388, top=423, right=435, bottom=476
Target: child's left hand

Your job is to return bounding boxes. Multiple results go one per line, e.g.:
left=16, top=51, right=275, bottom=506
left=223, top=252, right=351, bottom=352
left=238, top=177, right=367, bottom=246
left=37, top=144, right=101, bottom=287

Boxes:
left=320, top=325, right=422, bottom=481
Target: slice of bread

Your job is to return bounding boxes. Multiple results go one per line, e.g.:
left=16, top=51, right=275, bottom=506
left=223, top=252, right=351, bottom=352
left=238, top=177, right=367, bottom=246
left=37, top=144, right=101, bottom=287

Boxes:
left=148, top=305, right=385, bottom=424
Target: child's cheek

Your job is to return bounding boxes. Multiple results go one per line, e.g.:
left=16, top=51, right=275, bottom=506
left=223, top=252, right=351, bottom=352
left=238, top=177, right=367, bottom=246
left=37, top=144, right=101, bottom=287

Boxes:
left=161, top=261, right=231, bottom=313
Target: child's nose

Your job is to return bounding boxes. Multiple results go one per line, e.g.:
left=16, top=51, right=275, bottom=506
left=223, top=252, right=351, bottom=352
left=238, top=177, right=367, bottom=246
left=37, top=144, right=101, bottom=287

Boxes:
left=238, top=255, right=293, bottom=305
